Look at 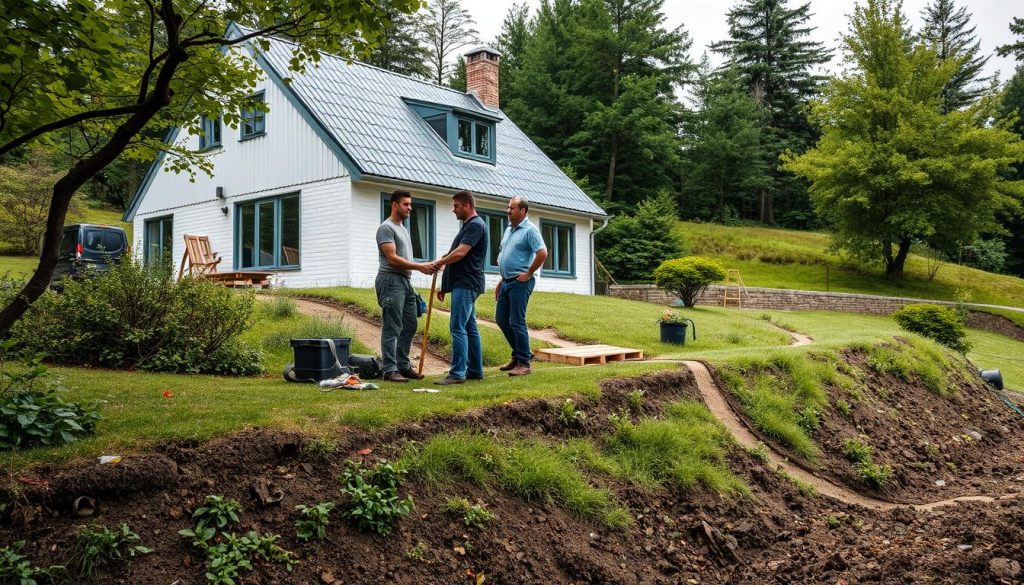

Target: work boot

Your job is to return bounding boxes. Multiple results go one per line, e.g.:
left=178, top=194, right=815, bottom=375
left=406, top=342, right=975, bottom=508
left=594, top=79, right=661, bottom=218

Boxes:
left=434, top=375, right=465, bottom=385
left=383, top=371, right=410, bottom=383
left=399, top=368, right=425, bottom=380
left=508, top=364, right=532, bottom=377
left=498, top=359, right=518, bottom=371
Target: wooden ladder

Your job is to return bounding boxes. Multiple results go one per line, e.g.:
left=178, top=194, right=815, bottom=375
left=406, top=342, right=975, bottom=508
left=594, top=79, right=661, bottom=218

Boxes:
left=722, top=269, right=746, bottom=308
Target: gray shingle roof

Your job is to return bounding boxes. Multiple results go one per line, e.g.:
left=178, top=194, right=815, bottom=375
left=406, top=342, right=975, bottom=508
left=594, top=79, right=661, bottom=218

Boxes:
left=259, top=40, right=606, bottom=217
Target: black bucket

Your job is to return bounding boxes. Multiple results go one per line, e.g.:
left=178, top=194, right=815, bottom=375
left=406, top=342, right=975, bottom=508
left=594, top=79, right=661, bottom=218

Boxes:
left=660, top=319, right=696, bottom=345
left=287, top=338, right=350, bottom=382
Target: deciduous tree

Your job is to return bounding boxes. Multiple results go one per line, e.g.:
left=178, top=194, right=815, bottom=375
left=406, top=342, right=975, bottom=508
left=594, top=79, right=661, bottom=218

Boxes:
left=421, top=0, right=479, bottom=85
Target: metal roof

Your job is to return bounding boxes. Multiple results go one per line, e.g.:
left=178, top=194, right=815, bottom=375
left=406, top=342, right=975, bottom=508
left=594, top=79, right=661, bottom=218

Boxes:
left=258, top=39, right=606, bottom=217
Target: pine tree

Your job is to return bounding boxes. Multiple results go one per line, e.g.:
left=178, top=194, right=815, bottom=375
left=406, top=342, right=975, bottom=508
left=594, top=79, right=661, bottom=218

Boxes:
left=712, top=0, right=831, bottom=225
left=496, top=3, right=533, bottom=108
left=421, top=0, right=479, bottom=85
left=919, top=0, right=990, bottom=112
left=448, top=56, right=467, bottom=91
left=364, top=0, right=430, bottom=78
left=996, top=17, right=1024, bottom=61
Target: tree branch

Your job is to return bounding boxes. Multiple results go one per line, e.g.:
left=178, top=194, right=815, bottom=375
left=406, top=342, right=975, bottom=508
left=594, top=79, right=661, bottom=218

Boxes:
left=0, top=103, right=144, bottom=158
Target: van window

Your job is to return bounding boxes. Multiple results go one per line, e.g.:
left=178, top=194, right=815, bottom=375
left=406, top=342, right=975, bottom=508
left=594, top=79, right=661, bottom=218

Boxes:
left=83, top=228, right=108, bottom=251
left=59, top=229, right=78, bottom=257
left=104, top=231, right=125, bottom=252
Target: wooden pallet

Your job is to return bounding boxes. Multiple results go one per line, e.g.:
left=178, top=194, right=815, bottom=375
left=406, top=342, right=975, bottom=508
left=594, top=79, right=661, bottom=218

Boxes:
left=535, top=344, right=644, bottom=366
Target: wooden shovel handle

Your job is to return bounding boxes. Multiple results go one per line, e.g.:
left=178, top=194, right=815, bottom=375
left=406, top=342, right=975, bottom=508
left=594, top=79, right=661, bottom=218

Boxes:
left=417, top=272, right=439, bottom=377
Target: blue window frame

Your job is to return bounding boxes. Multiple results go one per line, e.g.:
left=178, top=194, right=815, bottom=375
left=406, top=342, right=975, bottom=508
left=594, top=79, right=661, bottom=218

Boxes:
left=235, top=193, right=300, bottom=270
left=379, top=193, right=435, bottom=262
left=405, top=99, right=498, bottom=164
left=143, top=215, right=173, bottom=268
left=198, top=116, right=221, bottom=150
left=240, top=91, right=266, bottom=139
left=478, top=209, right=508, bottom=273
left=540, top=219, right=575, bottom=277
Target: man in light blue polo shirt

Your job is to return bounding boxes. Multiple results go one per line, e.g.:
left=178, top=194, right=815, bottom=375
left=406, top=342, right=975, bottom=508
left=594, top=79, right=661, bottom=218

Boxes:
left=495, top=196, right=548, bottom=376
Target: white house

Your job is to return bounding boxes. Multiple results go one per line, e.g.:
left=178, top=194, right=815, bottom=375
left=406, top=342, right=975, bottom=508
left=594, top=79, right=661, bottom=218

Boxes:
left=124, top=25, right=608, bottom=294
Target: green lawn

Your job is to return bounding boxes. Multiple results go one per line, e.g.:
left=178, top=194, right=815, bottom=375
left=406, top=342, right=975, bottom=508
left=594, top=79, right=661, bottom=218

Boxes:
left=0, top=255, right=39, bottom=277
left=12, top=360, right=676, bottom=470
left=677, top=221, right=1024, bottom=308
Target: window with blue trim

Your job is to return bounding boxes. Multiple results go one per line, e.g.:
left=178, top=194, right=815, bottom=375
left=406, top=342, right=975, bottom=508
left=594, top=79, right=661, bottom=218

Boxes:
left=379, top=193, right=435, bottom=261
left=405, top=99, right=498, bottom=164
left=198, top=116, right=221, bottom=149
left=236, top=193, right=299, bottom=269
left=456, top=117, right=493, bottom=160
left=478, top=209, right=508, bottom=272
left=143, top=215, right=173, bottom=268
left=540, top=219, right=575, bottom=277
left=240, top=92, right=266, bottom=139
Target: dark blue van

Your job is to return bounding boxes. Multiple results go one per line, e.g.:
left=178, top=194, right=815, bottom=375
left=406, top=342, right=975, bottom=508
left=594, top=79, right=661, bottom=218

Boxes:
left=49, top=224, right=129, bottom=289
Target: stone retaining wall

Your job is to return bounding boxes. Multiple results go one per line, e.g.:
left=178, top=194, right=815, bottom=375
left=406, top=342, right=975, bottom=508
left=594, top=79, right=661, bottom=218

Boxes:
left=608, top=284, right=958, bottom=315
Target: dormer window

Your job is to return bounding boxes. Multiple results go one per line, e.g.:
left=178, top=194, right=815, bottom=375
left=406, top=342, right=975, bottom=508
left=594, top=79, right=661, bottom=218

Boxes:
left=404, top=98, right=499, bottom=164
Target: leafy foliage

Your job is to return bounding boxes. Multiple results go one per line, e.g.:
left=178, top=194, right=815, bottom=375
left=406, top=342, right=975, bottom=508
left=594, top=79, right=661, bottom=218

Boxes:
left=782, top=0, right=1024, bottom=277
left=295, top=502, right=335, bottom=541
left=595, top=192, right=685, bottom=282
left=0, top=149, right=83, bottom=254
left=556, top=398, right=585, bottom=427
left=445, top=497, right=494, bottom=529
left=339, top=460, right=414, bottom=535
left=14, top=257, right=262, bottom=375
left=0, top=541, right=62, bottom=584
left=190, top=495, right=243, bottom=533
left=842, top=438, right=873, bottom=464
left=73, top=523, right=152, bottom=577
left=0, top=344, right=102, bottom=450
left=364, top=0, right=431, bottom=78
left=891, top=304, right=970, bottom=353
left=653, top=256, right=726, bottom=307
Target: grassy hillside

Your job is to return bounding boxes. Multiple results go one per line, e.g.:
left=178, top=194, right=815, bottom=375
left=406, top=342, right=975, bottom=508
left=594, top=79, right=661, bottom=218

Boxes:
left=677, top=221, right=1024, bottom=308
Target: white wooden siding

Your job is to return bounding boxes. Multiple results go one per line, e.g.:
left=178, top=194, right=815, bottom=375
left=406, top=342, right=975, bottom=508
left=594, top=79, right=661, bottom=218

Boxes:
left=132, top=70, right=348, bottom=221
left=349, top=180, right=593, bottom=294
left=133, top=177, right=351, bottom=288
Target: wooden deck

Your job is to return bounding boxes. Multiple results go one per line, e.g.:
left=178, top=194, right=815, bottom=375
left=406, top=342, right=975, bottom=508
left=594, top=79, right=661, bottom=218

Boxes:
left=535, top=344, right=644, bottom=366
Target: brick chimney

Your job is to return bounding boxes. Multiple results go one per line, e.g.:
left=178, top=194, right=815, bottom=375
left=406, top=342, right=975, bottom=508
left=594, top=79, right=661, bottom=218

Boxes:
left=464, top=46, right=502, bottom=109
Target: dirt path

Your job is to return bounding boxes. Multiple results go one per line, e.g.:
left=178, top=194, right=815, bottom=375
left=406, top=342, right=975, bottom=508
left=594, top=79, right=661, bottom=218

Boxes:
left=261, top=296, right=450, bottom=375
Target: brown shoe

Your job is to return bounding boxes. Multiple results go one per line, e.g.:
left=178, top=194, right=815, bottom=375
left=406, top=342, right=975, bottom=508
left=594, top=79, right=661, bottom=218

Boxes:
left=434, top=376, right=465, bottom=385
left=383, top=371, right=410, bottom=383
left=399, top=369, right=425, bottom=380
left=508, top=364, right=532, bottom=377
left=498, top=359, right=518, bottom=372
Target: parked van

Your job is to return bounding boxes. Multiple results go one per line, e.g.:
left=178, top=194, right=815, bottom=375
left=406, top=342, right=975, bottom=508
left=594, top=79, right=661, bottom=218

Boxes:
left=49, top=224, right=128, bottom=289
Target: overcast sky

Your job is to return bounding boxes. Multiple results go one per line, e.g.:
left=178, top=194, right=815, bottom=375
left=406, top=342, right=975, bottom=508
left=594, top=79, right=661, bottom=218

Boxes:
left=459, top=0, right=1021, bottom=83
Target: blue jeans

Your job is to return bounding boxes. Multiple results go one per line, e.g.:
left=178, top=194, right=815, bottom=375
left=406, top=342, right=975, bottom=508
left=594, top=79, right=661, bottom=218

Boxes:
left=449, top=287, right=483, bottom=379
left=375, top=272, right=418, bottom=374
left=495, top=278, right=535, bottom=365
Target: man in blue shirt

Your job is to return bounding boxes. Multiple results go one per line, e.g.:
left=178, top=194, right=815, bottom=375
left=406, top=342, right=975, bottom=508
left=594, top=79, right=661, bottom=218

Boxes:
left=495, top=196, right=548, bottom=376
left=430, top=191, right=487, bottom=385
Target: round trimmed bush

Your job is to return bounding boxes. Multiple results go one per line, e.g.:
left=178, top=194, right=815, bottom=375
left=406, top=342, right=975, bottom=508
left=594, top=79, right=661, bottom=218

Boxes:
left=891, top=304, right=970, bottom=353
left=653, top=256, right=727, bottom=308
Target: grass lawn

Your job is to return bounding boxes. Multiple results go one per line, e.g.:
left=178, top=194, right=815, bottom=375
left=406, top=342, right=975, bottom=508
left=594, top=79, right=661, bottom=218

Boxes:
left=10, top=361, right=676, bottom=470
left=677, top=221, right=1024, bottom=308
left=0, top=255, right=39, bottom=277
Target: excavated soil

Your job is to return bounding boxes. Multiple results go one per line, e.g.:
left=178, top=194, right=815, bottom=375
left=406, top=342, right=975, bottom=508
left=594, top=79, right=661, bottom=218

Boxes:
left=3, top=368, right=1024, bottom=584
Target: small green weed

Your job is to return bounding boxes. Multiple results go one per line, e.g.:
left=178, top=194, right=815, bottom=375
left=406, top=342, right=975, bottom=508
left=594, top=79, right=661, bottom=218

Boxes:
left=556, top=398, right=585, bottom=427
left=626, top=389, right=645, bottom=412
left=339, top=460, right=413, bottom=535
left=856, top=461, right=892, bottom=489
left=405, top=541, right=427, bottom=561
left=0, top=541, right=63, bottom=583
left=73, top=523, right=152, bottom=576
left=842, top=438, right=872, bottom=464
left=826, top=514, right=843, bottom=528
left=446, top=497, right=495, bottom=529
left=748, top=443, right=770, bottom=463
left=202, top=531, right=297, bottom=584
left=295, top=502, right=335, bottom=541
left=303, top=436, right=337, bottom=461
left=267, top=294, right=298, bottom=319
left=835, top=399, right=852, bottom=416
left=797, top=406, right=820, bottom=433
left=191, top=495, right=242, bottom=532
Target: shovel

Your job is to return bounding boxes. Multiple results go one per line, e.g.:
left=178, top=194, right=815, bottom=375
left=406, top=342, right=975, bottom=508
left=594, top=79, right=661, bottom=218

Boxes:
left=417, top=271, right=439, bottom=377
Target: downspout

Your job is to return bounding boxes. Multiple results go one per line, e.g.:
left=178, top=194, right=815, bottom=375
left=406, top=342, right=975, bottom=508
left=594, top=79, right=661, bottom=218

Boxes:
left=590, top=215, right=612, bottom=295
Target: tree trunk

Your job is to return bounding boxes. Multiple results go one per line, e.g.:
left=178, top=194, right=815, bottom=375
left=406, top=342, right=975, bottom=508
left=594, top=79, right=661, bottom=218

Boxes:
left=758, top=189, right=774, bottom=224
left=0, top=50, right=186, bottom=336
left=885, top=237, right=913, bottom=278
left=605, top=139, right=617, bottom=200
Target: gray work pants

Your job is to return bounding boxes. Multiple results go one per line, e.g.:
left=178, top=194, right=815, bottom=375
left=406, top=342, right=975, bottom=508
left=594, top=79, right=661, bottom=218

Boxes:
left=375, top=272, right=418, bottom=374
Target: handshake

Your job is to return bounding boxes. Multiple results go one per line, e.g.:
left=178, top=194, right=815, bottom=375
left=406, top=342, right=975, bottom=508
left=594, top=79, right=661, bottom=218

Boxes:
left=417, top=260, right=444, bottom=275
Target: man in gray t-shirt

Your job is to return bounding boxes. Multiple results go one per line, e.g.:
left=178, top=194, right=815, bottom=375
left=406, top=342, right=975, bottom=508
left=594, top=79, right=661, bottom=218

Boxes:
left=375, top=190, right=436, bottom=382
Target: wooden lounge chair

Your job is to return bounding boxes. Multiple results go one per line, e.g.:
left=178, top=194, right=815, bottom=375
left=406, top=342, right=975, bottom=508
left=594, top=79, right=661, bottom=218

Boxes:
left=178, top=234, right=275, bottom=288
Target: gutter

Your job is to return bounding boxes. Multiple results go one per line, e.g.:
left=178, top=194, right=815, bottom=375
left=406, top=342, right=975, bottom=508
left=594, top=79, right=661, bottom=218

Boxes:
left=590, top=215, right=612, bottom=295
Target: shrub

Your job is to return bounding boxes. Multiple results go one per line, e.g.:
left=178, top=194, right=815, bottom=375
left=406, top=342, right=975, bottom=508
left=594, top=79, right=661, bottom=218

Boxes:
left=0, top=344, right=102, bottom=450
left=856, top=461, right=892, bottom=489
left=653, top=256, right=727, bottom=307
left=891, top=304, right=970, bottom=353
left=339, top=460, right=413, bottom=535
left=595, top=192, right=686, bottom=282
left=13, top=256, right=263, bottom=375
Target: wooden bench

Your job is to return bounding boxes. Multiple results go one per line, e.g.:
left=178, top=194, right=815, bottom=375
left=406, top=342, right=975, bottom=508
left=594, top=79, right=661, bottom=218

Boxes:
left=178, top=234, right=275, bottom=288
